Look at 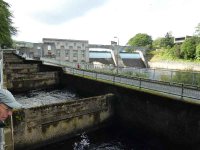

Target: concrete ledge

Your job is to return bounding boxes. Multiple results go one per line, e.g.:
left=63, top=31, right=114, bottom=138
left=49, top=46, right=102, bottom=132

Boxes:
left=6, top=94, right=114, bottom=150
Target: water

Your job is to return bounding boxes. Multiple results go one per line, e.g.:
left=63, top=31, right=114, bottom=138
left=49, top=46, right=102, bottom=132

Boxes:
left=37, top=126, right=169, bottom=150
left=14, top=88, right=80, bottom=108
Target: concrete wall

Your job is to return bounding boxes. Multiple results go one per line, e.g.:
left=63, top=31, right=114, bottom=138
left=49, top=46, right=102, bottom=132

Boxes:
left=4, top=53, right=63, bottom=93
left=60, top=73, right=200, bottom=148
left=7, top=71, right=59, bottom=92
left=6, top=94, right=113, bottom=150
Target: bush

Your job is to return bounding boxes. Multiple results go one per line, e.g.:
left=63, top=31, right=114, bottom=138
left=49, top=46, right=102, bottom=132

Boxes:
left=195, top=44, right=200, bottom=60
left=181, top=38, right=196, bottom=59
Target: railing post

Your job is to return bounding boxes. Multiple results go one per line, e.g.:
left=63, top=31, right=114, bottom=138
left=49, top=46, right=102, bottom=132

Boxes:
left=96, top=72, right=97, bottom=80
left=139, top=77, right=141, bottom=89
left=192, top=72, right=195, bottom=85
left=113, top=75, right=115, bottom=84
left=170, top=71, right=173, bottom=83
left=181, top=83, right=184, bottom=99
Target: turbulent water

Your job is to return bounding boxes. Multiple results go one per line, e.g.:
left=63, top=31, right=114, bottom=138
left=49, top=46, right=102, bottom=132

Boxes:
left=14, top=88, right=80, bottom=108
left=38, top=126, right=169, bottom=150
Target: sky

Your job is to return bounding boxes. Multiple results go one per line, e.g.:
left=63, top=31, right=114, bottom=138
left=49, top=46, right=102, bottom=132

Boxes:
left=4, top=0, right=200, bottom=45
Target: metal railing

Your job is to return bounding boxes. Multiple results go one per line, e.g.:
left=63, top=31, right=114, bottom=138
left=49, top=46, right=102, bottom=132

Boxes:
left=120, top=67, right=200, bottom=86
left=64, top=67, right=200, bottom=100
left=40, top=57, right=200, bottom=86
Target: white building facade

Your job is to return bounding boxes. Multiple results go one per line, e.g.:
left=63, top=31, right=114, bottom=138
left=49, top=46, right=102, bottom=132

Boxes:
left=42, top=38, right=89, bottom=63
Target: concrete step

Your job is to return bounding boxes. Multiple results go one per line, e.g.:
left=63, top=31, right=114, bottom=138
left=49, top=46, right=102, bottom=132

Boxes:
left=7, top=71, right=59, bottom=92
left=8, top=71, right=58, bottom=80
left=3, top=59, right=24, bottom=63
left=4, top=52, right=61, bottom=92
left=5, top=64, right=39, bottom=73
left=3, top=53, right=21, bottom=59
left=8, top=78, right=59, bottom=92
left=3, top=53, right=24, bottom=63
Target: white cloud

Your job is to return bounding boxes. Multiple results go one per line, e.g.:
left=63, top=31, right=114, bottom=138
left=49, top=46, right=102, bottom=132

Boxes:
left=5, top=0, right=200, bottom=45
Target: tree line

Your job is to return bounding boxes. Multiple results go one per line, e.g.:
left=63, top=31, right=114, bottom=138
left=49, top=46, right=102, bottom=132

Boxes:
left=127, top=23, right=200, bottom=60
left=0, top=0, right=17, bottom=48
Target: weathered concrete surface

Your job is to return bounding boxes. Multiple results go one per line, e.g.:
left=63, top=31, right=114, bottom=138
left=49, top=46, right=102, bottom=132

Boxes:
left=5, top=64, right=39, bottom=74
left=6, top=94, right=113, bottom=150
left=3, top=53, right=62, bottom=92
left=3, top=53, right=24, bottom=64
left=61, top=73, right=200, bottom=148
left=6, top=71, right=59, bottom=92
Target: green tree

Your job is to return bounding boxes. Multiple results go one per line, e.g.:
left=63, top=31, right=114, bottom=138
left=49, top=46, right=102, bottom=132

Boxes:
left=166, top=44, right=182, bottom=59
left=128, top=33, right=152, bottom=49
left=181, top=37, right=196, bottom=59
left=0, top=0, right=17, bottom=48
left=196, top=44, right=200, bottom=60
left=152, top=37, right=162, bottom=49
left=160, top=32, right=174, bottom=48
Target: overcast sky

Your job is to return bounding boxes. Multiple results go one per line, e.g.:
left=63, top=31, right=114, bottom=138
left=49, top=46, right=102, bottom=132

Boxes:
left=5, top=0, right=200, bottom=45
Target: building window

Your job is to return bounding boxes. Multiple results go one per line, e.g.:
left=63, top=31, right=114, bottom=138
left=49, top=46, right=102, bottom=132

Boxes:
left=81, top=50, right=85, bottom=57
left=69, top=46, right=73, bottom=51
left=60, top=45, right=65, bottom=50
left=57, top=50, right=60, bottom=57
left=37, top=46, right=41, bottom=50
left=77, top=46, right=81, bottom=50
left=47, top=45, right=51, bottom=50
left=65, top=50, right=70, bottom=57
left=73, top=50, right=77, bottom=57
left=74, top=43, right=76, bottom=47
left=82, top=43, right=84, bottom=48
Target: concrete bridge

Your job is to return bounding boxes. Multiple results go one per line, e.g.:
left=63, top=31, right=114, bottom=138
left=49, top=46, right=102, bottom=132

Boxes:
left=3, top=52, right=200, bottom=149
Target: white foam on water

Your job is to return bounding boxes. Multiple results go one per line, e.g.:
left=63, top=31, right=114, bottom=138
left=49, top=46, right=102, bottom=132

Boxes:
left=73, top=133, right=90, bottom=150
left=15, top=89, right=79, bottom=108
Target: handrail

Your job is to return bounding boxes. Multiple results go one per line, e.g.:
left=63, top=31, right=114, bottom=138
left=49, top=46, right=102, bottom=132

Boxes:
left=39, top=57, right=200, bottom=86
left=64, top=67, right=200, bottom=101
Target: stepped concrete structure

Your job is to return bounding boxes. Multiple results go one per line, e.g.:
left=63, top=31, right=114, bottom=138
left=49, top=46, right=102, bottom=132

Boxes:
left=3, top=52, right=61, bottom=93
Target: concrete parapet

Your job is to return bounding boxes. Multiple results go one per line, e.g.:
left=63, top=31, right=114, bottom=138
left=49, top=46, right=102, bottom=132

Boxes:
left=6, top=94, right=114, bottom=150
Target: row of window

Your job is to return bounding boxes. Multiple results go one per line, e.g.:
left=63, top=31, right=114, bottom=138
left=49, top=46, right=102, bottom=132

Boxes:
left=55, top=42, right=86, bottom=47
left=54, top=50, right=85, bottom=57
left=47, top=44, right=86, bottom=51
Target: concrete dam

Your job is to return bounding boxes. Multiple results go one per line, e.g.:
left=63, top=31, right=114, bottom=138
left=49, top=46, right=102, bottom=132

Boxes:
left=3, top=52, right=200, bottom=150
